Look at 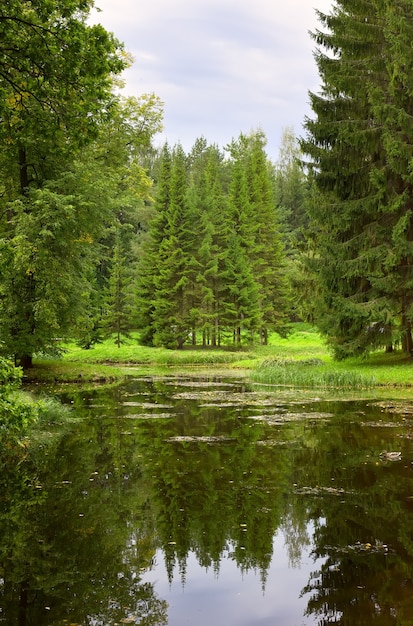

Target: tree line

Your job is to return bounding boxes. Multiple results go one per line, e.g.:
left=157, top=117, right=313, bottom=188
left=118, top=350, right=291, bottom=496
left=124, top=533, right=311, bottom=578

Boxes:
left=136, top=134, right=296, bottom=349
left=2, top=0, right=413, bottom=366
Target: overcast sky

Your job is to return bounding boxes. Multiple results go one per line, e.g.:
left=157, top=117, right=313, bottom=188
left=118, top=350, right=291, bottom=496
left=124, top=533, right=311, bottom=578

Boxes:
left=91, top=0, right=333, bottom=160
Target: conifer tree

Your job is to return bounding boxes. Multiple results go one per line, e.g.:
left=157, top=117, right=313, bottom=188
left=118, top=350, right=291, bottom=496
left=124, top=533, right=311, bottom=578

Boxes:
left=222, top=231, right=260, bottom=344
left=225, top=154, right=260, bottom=342
left=151, top=145, right=193, bottom=348
left=301, top=0, right=413, bottom=356
left=103, top=225, right=134, bottom=347
left=188, top=143, right=228, bottom=346
left=136, top=144, right=172, bottom=345
left=245, top=132, right=289, bottom=343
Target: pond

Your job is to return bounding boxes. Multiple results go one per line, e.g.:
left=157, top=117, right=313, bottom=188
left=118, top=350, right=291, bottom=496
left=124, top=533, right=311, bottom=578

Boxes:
left=1, top=372, right=413, bottom=625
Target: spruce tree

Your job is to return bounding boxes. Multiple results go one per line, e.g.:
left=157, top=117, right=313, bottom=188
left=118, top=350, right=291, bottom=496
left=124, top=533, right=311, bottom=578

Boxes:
left=301, top=0, right=413, bottom=357
left=188, top=143, right=228, bottom=346
left=151, top=145, right=193, bottom=349
left=225, top=154, right=260, bottom=342
left=222, top=230, right=260, bottom=344
left=245, top=131, right=289, bottom=343
left=103, top=225, right=133, bottom=348
left=136, top=144, right=172, bottom=345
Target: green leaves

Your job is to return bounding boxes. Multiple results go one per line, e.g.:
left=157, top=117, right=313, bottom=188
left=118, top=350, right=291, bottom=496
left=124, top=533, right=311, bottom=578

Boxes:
left=0, top=1, right=164, bottom=364
left=0, top=187, right=98, bottom=361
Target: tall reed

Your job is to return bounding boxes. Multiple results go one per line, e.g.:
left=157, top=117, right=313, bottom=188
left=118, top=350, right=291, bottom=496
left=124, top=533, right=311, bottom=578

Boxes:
left=251, top=358, right=377, bottom=389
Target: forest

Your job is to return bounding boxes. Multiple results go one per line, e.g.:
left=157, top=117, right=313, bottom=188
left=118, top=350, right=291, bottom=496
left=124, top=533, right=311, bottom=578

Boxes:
left=1, top=0, right=413, bottom=368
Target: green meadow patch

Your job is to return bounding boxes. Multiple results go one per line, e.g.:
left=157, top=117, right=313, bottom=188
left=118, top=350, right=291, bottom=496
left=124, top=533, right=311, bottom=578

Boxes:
left=23, top=325, right=413, bottom=389
left=251, top=357, right=377, bottom=389
left=59, top=337, right=252, bottom=367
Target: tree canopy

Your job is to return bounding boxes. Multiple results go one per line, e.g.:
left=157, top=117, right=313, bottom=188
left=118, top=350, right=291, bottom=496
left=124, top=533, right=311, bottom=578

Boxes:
left=0, top=0, right=135, bottom=366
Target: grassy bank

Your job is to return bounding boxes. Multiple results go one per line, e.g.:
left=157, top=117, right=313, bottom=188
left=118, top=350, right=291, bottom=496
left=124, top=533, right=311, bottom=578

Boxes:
left=24, top=360, right=128, bottom=385
left=24, top=324, right=413, bottom=389
left=251, top=327, right=413, bottom=389
left=60, top=335, right=254, bottom=366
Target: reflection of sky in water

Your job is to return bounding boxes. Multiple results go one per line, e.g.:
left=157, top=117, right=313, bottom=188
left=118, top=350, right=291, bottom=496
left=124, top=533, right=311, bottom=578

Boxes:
left=142, top=525, right=326, bottom=626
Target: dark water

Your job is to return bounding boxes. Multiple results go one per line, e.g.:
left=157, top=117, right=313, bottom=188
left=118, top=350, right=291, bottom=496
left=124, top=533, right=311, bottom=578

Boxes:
left=2, top=373, right=413, bottom=625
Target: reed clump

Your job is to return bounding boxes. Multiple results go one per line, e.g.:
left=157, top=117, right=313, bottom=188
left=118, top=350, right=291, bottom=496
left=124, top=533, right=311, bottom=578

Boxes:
left=251, top=358, right=377, bottom=389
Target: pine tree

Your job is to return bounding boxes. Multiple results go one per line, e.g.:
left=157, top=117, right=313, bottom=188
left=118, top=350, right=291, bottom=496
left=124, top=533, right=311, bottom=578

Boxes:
left=136, top=144, right=172, bottom=345
left=300, top=0, right=413, bottom=357
left=151, top=145, right=193, bottom=349
left=245, top=131, right=289, bottom=343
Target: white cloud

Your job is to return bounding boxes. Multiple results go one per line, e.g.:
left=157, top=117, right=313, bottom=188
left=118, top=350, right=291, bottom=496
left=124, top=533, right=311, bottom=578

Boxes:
left=92, top=0, right=334, bottom=159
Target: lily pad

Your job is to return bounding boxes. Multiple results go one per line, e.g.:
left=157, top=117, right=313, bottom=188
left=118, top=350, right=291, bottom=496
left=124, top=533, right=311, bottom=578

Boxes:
left=294, top=486, right=353, bottom=496
left=122, top=401, right=173, bottom=408
left=166, top=435, right=235, bottom=443
left=121, top=412, right=174, bottom=419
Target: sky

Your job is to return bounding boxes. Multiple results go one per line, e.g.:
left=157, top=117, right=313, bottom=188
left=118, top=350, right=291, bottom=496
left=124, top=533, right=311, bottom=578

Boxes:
left=90, top=0, right=333, bottom=160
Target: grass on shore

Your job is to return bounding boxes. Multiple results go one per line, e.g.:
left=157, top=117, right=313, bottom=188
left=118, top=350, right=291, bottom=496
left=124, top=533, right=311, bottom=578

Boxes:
left=24, top=324, right=413, bottom=389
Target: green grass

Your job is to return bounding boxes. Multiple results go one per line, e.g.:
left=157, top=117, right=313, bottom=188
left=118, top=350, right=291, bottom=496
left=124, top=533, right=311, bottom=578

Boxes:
left=59, top=335, right=254, bottom=366
left=251, top=358, right=377, bottom=389
left=25, top=324, right=413, bottom=389
left=251, top=325, right=413, bottom=389
left=24, top=360, right=128, bottom=386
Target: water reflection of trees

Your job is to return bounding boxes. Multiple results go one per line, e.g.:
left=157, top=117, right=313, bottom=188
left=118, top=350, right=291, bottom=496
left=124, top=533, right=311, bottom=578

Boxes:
left=0, top=415, right=167, bottom=625
left=131, top=380, right=319, bottom=592
left=293, top=403, right=413, bottom=625
left=133, top=385, right=413, bottom=624
left=3, top=379, right=413, bottom=625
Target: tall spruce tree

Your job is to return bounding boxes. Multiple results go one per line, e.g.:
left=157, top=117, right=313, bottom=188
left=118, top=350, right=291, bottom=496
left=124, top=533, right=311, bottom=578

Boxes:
left=187, top=142, right=229, bottom=346
left=136, top=144, right=172, bottom=346
left=372, top=0, right=413, bottom=353
left=245, top=131, right=289, bottom=343
left=103, top=225, right=134, bottom=347
left=301, top=0, right=413, bottom=357
left=151, top=145, right=193, bottom=349
left=225, top=153, right=260, bottom=342
left=202, top=146, right=230, bottom=346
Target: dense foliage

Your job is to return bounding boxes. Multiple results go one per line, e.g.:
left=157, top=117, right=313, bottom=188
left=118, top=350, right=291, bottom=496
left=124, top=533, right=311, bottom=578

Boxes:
left=0, top=1, right=163, bottom=365
left=302, top=0, right=413, bottom=358
left=137, top=133, right=291, bottom=348
left=4, top=0, right=413, bottom=363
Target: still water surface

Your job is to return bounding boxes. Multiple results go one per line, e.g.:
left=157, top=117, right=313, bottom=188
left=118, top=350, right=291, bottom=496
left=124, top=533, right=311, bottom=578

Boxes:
left=2, top=373, right=413, bottom=625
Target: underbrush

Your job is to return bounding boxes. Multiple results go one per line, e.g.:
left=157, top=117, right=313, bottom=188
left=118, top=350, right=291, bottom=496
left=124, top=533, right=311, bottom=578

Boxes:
left=1, top=356, right=73, bottom=454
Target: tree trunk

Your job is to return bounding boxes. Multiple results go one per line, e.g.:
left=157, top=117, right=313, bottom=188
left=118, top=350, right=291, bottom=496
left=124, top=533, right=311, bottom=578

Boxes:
left=402, top=329, right=413, bottom=354
left=18, top=580, right=29, bottom=626
left=16, top=355, right=33, bottom=369
left=18, top=147, right=30, bottom=194
left=401, top=309, right=413, bottom=354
